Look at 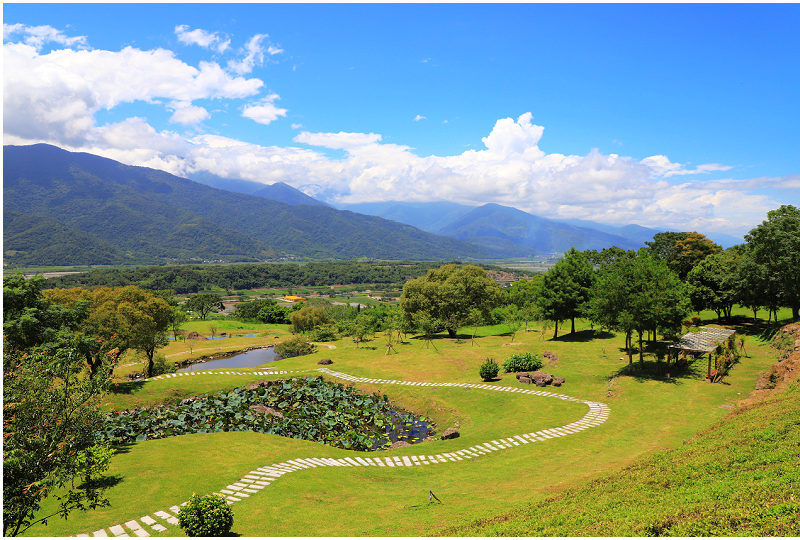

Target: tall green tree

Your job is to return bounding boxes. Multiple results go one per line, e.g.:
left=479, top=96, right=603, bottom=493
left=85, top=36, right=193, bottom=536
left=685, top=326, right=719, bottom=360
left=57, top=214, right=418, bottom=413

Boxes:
left=185, top=293, right=224, bottom=320
left=400, top=264, right=504, bottom=339
left=686, top=249, right=741, bottom=322
left=587, top=255, right=688, bottom=371
left=744, top=205, right=800, bottom=319
left=3, top=347, right=113, bottom=537
left=537, top=248, right=594, bottom=337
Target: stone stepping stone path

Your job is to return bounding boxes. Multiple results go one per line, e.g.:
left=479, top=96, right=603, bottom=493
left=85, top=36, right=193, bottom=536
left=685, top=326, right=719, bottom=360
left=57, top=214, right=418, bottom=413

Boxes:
left=73, top=368, right=610, bottom=537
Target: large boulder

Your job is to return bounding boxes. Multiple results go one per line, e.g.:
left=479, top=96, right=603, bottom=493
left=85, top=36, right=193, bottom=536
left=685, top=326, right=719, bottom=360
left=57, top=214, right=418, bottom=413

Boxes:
left=519, top=376, right=532, bottom=385
left=531, top=371, right=553, bottom=386
left=317, top=358, right=333, bottom=365
left=515, top=372, right=529, bottom=380
left=186, top=331, right=208, bottom=340
left=552, top=376, right=565, bottom=387
left=441, top=427, right=460, bottom=440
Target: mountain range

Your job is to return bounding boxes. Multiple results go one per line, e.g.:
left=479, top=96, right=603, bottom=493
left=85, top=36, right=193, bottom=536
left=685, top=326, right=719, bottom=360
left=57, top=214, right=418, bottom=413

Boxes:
left=4, top=144, right=736, bottom=268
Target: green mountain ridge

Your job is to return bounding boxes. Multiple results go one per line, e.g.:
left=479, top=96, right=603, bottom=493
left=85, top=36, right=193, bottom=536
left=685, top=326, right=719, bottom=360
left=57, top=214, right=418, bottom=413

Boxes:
left=3, top=144, right=494, bottom=266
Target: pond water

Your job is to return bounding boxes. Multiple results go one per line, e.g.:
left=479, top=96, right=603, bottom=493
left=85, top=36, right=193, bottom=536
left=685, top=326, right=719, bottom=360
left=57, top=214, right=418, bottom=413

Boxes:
left=177, top=347, right=280, bottom=372
left=168, top=334, right=256, bottom=341
left=372, top=411, right=435, bottom=449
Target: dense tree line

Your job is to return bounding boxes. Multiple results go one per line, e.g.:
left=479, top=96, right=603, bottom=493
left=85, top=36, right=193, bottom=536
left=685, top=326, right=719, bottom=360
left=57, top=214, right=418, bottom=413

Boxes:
left=45, top=261, right=530, bottom=294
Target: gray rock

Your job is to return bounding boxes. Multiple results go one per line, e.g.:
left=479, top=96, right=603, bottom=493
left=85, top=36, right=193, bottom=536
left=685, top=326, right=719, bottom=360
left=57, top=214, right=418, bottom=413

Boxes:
left=388, top=441, right=412, bottom=449
left=519, top=376, right=532, bottom=385
left=441, top=427, right=460, bottom=440
left=553, top=376, right=565, bottom=386
left=531, top=371, right=553, bottom=386
left=515, top=372, right=529, bottom=380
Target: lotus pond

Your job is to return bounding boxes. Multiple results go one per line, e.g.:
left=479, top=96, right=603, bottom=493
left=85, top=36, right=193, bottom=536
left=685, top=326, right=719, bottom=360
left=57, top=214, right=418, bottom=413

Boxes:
left=99, top=376, right=434, bottom=451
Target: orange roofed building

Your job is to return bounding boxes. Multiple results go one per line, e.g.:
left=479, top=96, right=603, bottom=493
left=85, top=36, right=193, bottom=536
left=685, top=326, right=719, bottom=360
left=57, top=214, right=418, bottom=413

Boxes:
left=283, top=295, right=307, bottom=302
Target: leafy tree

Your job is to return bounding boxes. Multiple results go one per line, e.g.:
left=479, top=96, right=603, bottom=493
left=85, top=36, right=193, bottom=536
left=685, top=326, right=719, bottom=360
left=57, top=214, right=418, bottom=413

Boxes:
left=44, top=286, right=172, bottom=378
left=185, top=293, right=224, bottom=321
left=256, top=303, right=290, bottom=324
left=686, top=249, right=741, bottom=322
left=497, top=304, right=525, bottom=343
left=169, top=308, right=188, bottom=341
left=3, top=274, right=90, bottom=354
left=670, top=232, right=722, bottom=280
left=644, top=232, right=689, bottom=263
left=587, top=255, right=688, bottom=371
left=400, top=264, right=504, bottom=339
left=3, top=347, right=113, bottom=537
left=744, top=204, right=800, bottom=319
left=289, top=305, right=330, bottom=334
left=584, top=246, right=637, bottom=266
left=536, top=248, right=594, bottom=337
left=231, top=298, right=277, bottom=320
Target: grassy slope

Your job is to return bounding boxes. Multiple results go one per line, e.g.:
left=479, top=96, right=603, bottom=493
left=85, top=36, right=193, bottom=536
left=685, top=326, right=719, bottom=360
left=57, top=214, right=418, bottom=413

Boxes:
left=22, top=311, right=792, bottom=537
left=448, top=380, right=800, bottom=536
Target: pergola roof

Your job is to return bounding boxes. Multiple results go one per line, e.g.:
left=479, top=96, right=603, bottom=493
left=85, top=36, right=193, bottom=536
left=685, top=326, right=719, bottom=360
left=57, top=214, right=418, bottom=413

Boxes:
left=669, top=326, right=736, bottom=353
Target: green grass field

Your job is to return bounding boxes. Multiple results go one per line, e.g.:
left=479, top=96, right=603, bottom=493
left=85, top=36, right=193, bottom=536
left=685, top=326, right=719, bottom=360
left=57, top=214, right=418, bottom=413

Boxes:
left=22, top=308, right=796, bottom=537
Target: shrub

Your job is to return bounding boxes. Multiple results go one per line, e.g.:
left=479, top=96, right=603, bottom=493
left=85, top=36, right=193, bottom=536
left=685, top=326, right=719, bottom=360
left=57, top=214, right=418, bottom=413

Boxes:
left=501, top=352, right=543, bottom=373
left=151, top=353, right=176, bottom=376
left=479, top=358, right=499, bottom=381
left=275, top=334, right=316, bottom=358
left=310, top=324, right=338, bottom=342
left=177, top=493, right=234, bottom=537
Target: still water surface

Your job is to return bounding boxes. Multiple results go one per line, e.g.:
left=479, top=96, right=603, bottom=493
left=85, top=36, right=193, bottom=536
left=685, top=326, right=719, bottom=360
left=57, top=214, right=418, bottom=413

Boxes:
left=177, top=347, right=280, bottom=372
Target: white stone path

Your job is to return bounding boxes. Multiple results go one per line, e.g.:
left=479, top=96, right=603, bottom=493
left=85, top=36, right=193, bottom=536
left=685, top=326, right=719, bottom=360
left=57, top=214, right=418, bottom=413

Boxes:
left=73, top=368, right=610, bottom=537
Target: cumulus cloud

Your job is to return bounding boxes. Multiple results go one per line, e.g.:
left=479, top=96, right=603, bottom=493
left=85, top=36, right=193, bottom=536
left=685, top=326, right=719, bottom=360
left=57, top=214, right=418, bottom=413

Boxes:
left=1, top=29, right=781, bottom=242
left=227, top=34, right=282, bottom=75
left=169, top=103, right=211, bottom=124
left=241, top=94, right=288, bottom=125
left=2, top=39, right=263, bottom=146
left=413, top=115, right=426, bottom=121
left=174, top=25, right=230, bottom=53
left=294, top=131, right=383, bottom=150
left=641, top=155, right=734, bottom=178
left=3, top=23, right=88, bottom=50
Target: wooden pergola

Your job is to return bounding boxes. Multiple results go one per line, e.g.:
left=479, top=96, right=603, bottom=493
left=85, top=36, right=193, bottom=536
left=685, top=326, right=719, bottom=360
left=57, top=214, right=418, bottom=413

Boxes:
left=667, top=326, right=735, bottom=380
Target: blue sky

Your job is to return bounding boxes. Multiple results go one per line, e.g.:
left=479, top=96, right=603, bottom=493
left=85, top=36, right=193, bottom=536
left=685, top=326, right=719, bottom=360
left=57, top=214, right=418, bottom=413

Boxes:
left=4, top=3, right=799, bottom=238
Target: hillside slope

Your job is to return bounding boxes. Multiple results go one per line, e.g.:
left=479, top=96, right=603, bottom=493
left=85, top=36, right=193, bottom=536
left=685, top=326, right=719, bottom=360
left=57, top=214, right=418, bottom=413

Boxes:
left=447, top=330, right=800, bottom=537
left=3, top=144, right=493, bottom=263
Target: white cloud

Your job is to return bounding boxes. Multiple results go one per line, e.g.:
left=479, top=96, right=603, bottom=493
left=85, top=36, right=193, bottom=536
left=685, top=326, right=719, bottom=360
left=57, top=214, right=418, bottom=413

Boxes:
left=3, top=23, right=88, bottom=50
left=294, top=131, right=383, bottom=150
left=241, top=94, right=288, bottom=125
left=291, top=123, right=303, bottom=129
left=413, top=115, right=426, bottom=121
left=174, top=25, right=230, bottom=53
left=227, top=34, right=282, bottom=75
left=2, top=40, right=263, bottom=146
left=642, top=155, right=734, bottom=178
left=169, top=103, right=211, bottom=125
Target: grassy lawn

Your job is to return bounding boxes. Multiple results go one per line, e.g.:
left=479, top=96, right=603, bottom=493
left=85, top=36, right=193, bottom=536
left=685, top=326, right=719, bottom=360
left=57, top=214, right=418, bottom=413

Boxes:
left=23, top=310, right=789, bottom=537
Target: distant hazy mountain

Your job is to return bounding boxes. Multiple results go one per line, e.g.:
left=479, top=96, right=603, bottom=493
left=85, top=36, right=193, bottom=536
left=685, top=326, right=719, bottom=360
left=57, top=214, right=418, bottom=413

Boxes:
left=189, top=172, right=331, bottom=207
left=556, top=218, right=665, bottom=245
left=437, top=203, right=644, bottom=254
left=336, top=201, right=474, bottom=232
left=3, top=144, right=493, bottom=266
left=251, top=182, right=331, bottom=207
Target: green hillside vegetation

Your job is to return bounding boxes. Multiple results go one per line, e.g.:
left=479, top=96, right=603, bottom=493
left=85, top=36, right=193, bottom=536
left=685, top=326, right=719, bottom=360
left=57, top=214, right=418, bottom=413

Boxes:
left=4, top=144, right=493, bottom=265
left=449, top=367, right=800, bottom=536
left=3, top=212, right=130, bottom=267
left=44, top=260, right=530, bottom=294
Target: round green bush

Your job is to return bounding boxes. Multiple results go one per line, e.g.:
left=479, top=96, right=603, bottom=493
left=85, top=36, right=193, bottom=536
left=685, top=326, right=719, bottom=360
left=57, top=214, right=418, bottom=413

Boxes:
left=479, top=358, right=499, bottom=381
left=501, top=352, right=542, bottom=373
left=178, top=493, right=234, bottom=537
